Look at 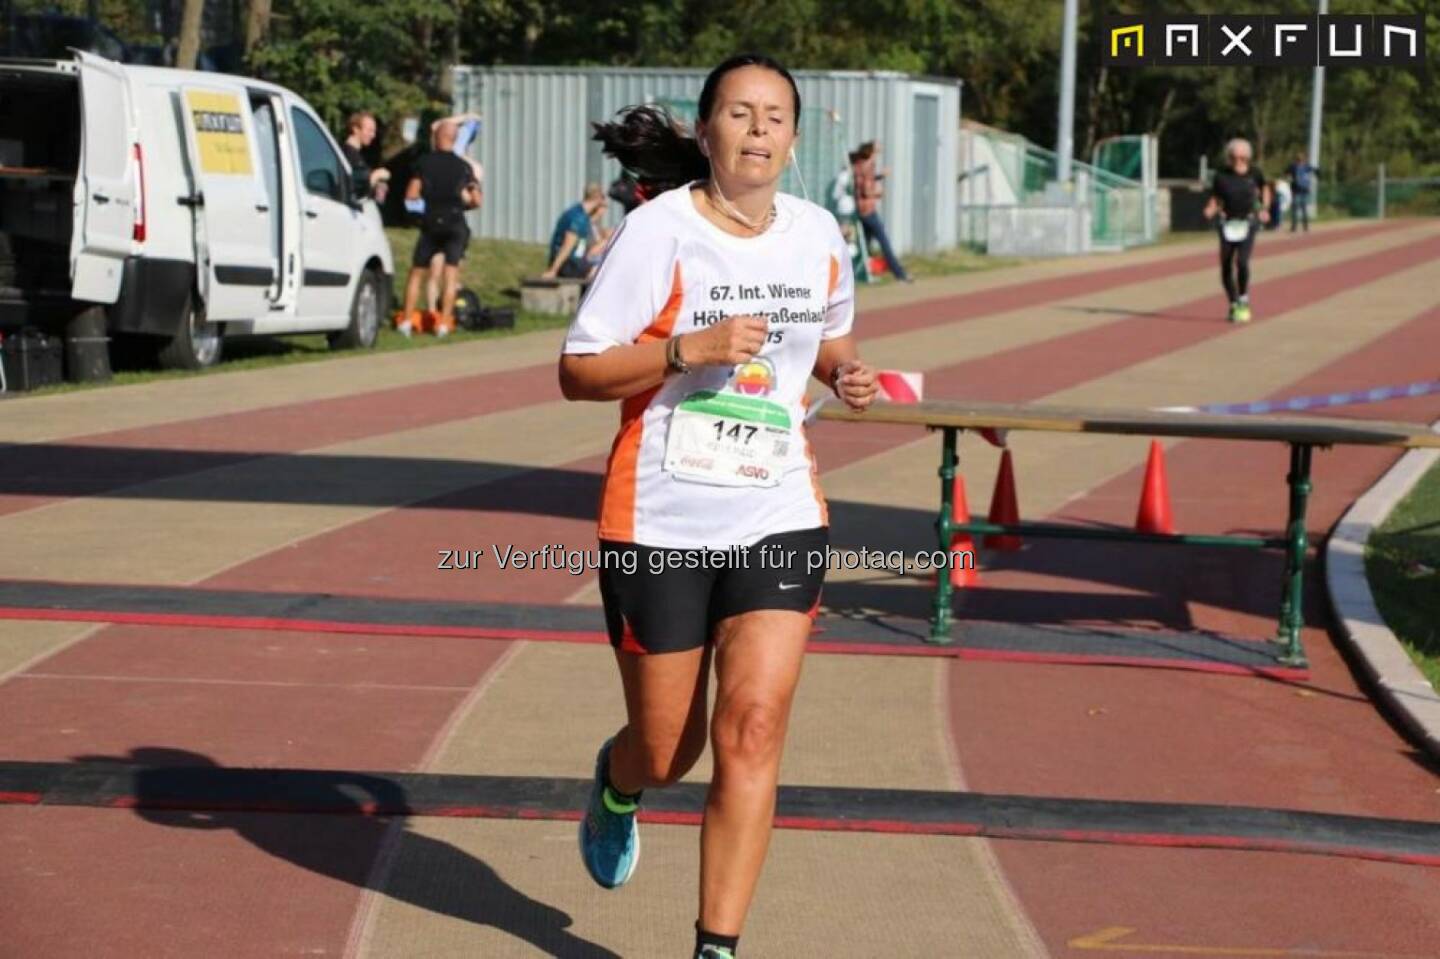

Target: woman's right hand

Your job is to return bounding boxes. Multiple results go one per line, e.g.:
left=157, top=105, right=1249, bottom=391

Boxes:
left=681, top=315, right=768, bottom=366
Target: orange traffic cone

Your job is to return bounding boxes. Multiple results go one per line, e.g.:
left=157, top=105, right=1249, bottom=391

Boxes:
left=984, top=449, right=1023, bottom=551
left=1135, top=440, right=1175, bottom=535
left=947, top=473, right=980, bottom=587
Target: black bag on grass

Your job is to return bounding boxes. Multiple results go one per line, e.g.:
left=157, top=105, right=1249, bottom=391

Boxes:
left=454, top=288, right=485, bottom=330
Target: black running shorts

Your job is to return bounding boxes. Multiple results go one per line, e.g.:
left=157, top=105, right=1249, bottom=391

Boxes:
left=413, top=223, right=470, bottom=267
left=598, top=527, right=828, bottom=655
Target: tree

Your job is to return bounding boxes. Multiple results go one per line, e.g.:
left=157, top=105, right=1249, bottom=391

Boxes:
left=175, top=0, right=204, bottom=68
left=247, top=0, right=455, bottom=140
left=206, top=0, right=1440, bottom=188
left=244, top=0, right=271, bottom=54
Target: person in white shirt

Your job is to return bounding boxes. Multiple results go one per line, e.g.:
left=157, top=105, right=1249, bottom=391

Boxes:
left=560, top=53, right=877, bottom=959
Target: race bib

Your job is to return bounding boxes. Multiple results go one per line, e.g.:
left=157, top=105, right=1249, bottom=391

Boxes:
left=663, top=390, right=793, bottom=488
left=1221, top=219, right=1252, bottom=243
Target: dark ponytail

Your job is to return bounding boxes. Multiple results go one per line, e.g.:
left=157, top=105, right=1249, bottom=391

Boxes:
left=591, top=105, right=708, bottom=198
left=592, top=53, right=801, bottom=199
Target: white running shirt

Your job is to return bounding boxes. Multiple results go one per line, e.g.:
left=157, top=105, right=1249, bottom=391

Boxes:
left=562, top=183, right=856, bottom=549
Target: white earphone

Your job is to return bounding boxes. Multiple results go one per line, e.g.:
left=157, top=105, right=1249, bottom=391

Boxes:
left=790, top=146, right=809, bottom=200
left=697, top=138, right=808, bottom=199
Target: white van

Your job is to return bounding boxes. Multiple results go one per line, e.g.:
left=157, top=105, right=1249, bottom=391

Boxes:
left=0, top=52, right=393, bottom=371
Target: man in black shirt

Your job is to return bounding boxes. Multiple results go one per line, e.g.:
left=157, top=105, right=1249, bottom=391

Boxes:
left=341, top=111, right=390, bottom=204
left=1203, top=137, right=1271, bottom=323
left=396, top=121, right=481, bottom=336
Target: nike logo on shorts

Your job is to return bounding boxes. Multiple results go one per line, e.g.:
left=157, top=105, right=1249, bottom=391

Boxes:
left=778, top=581, right=803, bottom=591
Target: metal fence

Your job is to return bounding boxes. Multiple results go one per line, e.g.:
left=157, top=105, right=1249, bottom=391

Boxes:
left=1317, top=175, right=1440, bottom=219
left=451, top=65, right=960, bottom=254
left=957, top=126, right=1158, bottom=255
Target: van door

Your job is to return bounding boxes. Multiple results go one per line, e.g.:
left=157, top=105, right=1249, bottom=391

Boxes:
left=178, top=83, right=274, bottom=320
left=71, top=51, right=137, bottom=303
left=248, top=94, right=286, bottom=305
left=288, top=103, right=359, bottom=322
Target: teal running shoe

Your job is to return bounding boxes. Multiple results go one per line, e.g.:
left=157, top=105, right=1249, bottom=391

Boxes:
left=579, top=737, right=640, bottom=888
left=696, top=947, right=736, bottom=958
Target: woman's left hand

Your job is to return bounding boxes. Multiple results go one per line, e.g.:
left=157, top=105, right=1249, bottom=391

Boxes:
left=833, top=360, right=878, bottom=412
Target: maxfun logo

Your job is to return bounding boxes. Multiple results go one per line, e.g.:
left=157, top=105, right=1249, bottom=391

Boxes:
left=1103, top=14, right=1424, bottom=67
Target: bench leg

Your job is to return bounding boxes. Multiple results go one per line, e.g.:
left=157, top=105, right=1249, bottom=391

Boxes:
left=1275, top=445, right=1297, bottom=637
left=1276, top=443, right=1313, bottom=666
left=930, top=427, right=959, bottom=644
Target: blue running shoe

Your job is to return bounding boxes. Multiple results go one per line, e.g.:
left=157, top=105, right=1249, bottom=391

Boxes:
left=579, top=737, right=640, bottom=888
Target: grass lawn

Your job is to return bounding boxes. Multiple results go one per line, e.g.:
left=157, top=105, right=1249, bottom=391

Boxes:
left=1159, top=229, right=1213, bottom=246
left=892, top=245, right=1025, bottom=279
left=1160, top=214, right=1357, bottom=248
left=1365, top=458, right=1440, bottom=691
left=384, top=229, right=550, bottom=307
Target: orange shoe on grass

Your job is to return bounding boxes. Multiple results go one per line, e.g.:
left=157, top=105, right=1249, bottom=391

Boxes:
left=394, top=310, right=422, bottom=337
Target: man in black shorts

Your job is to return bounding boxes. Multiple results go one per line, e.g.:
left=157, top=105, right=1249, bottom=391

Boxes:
left=397, top=121, right=480, bottom=336
left=1203, top=137, right=1271, bottom=323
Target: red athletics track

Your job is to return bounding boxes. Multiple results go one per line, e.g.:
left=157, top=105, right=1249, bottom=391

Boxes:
left=943, top=309, right=1440, bottom=953
left=2, top=222, right=1438, bottom=956
left=201, top=224, right=1440, bottom=605
left=0, top=220, right=1404, bottom=522
left=215, top=225, right=1440, bottom=954
left=177, top=226, right=1440, bottom=956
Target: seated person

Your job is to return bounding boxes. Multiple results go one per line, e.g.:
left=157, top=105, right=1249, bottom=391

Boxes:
left=543, top=183, right=608, bottom=280
left=587, top=199, right=614, bottom=261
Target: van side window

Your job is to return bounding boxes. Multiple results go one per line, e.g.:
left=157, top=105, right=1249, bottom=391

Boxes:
left=291, top=108, right=344, bottom=203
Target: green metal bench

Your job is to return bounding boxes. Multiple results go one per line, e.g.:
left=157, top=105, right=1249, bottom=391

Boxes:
left=817, top=399, right=1440, bottom=666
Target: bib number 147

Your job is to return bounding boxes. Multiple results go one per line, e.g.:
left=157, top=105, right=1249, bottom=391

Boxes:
left=663, top=390, right=793, bottom=488
left=716, top=420, right=759, bottom=444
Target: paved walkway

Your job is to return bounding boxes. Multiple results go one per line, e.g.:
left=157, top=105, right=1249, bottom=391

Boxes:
left=2, top=220, right=1439, bottom=957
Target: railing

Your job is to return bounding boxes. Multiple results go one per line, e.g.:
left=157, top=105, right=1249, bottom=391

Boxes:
left=1317, top=175, right=1440, bottom=219
left=958, top=129, right=1158, bottom=254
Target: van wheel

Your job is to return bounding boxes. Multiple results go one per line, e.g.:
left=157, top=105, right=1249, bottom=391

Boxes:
left=157, top=296, right=224, bottom=370
left=329, top=268, right=384, bottom=350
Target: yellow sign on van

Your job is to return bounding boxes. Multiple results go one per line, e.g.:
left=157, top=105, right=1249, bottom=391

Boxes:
left=185, top=89, right=252, bottom=175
